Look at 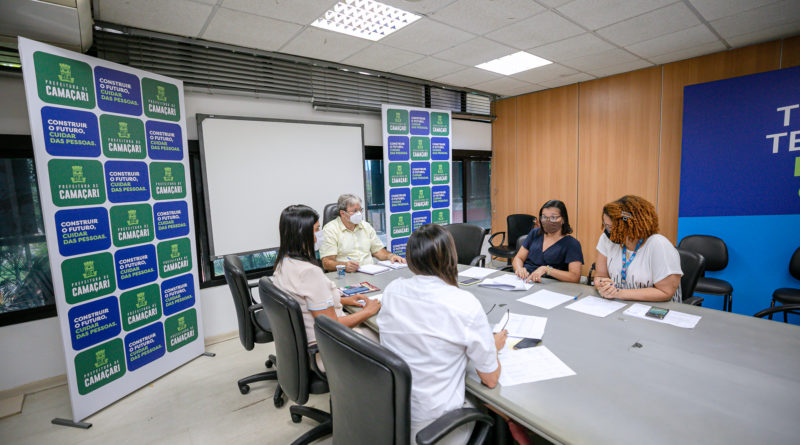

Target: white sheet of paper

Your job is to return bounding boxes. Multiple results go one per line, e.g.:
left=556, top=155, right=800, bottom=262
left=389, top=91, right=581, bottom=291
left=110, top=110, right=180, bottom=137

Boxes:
left=493, top=312, right=547, bottom=339
left=357, top=264, right=390, bottom=275
left=377, top=260, right=407, bottom=269
left=623, top=303, right=702, bottom=328
left=518, top=289, right=576, bottom=310
left=367, top=293, right=382, bottom=302
left=478, top=274, right=534, bottom=291
left=497, top=345, right=575, bottom=386
left=459, top=267, right=497, bottom=279
left=565, top=296, right=626, bottom=317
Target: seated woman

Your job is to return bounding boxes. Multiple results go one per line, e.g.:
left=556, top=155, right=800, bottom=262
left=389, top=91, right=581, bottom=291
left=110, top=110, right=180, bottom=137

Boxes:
left=271, top=205, right=379, bottom=369
left=378, top=224, right=507, bottom=445
left=512, top=200, right=583, bottom=283
left=594, top=195, right=683, bottom=302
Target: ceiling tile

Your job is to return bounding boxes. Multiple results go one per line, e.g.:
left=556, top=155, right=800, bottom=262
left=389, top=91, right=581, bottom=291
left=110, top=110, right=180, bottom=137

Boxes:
left=472, top=77, right=543, bottom=96
left=434, top=38, right=517, bottom=66
left=279, top=27, right=372, bottom=62
left=510, top=63, right=578, bottom=83
left=485, top=11, right=584, bottom=49
left=648, top=41, right=726, bottom=64
left=342, top=43, right=425, bottom=72
left=434, top=68, right=503, bottom=87
left=527, top=33, right=615, bottom=62
left=724, top=20, right=800, bottom=48
left=220, top=0, right=337, bottom=25
left=380, top=0, right=459, bottom=14
left=392, top=57, right=468, bottom=80
left=537, top=0, right=572, bottom=7
left=538, top=72, right=595, bottom=88
left=586, top=59, right=653, bottom=77
left=689, top=0, right=779, bottom=21
left=556, top=0, right=675, bottom=30
left=380, top=18, right=476, bottom=55
left=202, top=8, right=303, bottom=51
left=561, top=48, right=641, bottom=71
left=625, top=24, right=718, bottom=59
left=709, top=0, right=800, bottom=39
left=430, top=0, right=544, bottom=35
left=596, top=2, right=701, bottom=47
left=96, top=0, right=214, bottom=37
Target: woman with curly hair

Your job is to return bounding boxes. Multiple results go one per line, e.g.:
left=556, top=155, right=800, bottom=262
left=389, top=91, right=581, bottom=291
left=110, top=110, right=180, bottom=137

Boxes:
left=594, top=195, right=683, bottom=302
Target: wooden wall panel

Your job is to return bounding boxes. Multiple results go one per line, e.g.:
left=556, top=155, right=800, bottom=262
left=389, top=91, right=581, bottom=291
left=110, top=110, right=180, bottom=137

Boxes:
left=659, top=42, right=781, bottom=242
left=577, top=67, right=662, bottom=271
left=781, top=35, right=800, bottom=68
left=515, top=85, right=579, bottom=226
left=490, top=97, right=517, bottom=235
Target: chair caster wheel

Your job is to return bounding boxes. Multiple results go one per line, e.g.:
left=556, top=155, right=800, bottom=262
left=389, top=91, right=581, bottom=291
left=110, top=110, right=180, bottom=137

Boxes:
left=239, top=385, right=250, bottom=395
left=291, top=413, right=302, bottom=423
left=274, top=397, right=285, bottom=408
left=265, top=359, right=273, bottom=368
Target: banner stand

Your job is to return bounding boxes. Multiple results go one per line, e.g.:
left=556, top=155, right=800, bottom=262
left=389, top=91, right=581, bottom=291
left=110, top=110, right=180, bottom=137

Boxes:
left=52, top=418, right=92, bottom=429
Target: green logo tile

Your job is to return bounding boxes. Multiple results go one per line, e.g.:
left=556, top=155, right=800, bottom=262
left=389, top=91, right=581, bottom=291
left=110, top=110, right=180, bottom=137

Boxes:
left=432, top=208, right=450, bottom=225
left=431, top=112, right=450, bottom=136
left=110, top=204, right=154, bottom=247
left=34, top=52, right=95, bottom=109
left=164, top=308, right=198, bottom=352
left=48, top=159, right=106, bottom=207
left=390, top=213, right=412, bottom=238
left=119, top=283, right=161, bottom=332
left=412, top=186, right=431, bottom=210
left=100, top=114, right=146, bottom=159
left=157, top=237, right=192, bottom=278
left=431, top=162, right=450, bottom=185
left=410, top=137, right=430, bottom=160
left=141, top=78, right=180, bottom=121
left=74, top=338, right=126, bottom=395
left=61, top=252, right=116, bottom=305
left=149, top=162, right=186, bottom=200
left=388, top=162, right=410, bottom=187
left=387, top=109, right=409, bottom=134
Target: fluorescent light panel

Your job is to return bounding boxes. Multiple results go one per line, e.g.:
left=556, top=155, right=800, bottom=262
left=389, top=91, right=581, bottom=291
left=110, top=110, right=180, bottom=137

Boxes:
left=311, top=0, right=421, bottom=41
left=476, top=51, right=552, bottom=75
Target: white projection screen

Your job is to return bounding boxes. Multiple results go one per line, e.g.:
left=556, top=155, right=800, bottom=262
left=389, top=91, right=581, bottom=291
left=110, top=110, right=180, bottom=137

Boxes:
left=198, top=115, right=365, bottom=257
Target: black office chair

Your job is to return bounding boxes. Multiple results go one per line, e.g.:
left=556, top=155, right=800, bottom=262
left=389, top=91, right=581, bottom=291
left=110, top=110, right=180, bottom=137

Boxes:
left=678, top=235, right=734, bottom=311
left=259, top=277, right=332, bottom=445
left=754, top=304, right=800, bottom=320
left=488, top=214, right=535, bottom=264
left=222, top=255, right=283, bottom=407
left=500, top=234, right=528, bottom=272
left=323, top=203, right=339, bottom=227
left=314, top=315, right=494, bottom=445
left=768, top=247, right=800, bottom=322
left=677, top=248, right=706, bottom=306
left=445, top=223, right=487, bottom=267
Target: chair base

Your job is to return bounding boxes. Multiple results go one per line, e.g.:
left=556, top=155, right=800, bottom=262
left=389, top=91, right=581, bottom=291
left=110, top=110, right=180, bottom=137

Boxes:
left=289, top=405, right=332, bottom=445
left=769, top=300, right=800, bottom=323
left=693, top=292, right=732, bottom=312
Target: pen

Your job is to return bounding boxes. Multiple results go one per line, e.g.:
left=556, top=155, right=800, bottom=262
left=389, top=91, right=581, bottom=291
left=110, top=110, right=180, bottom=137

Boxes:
left=500, top=309, right=510, bottom=332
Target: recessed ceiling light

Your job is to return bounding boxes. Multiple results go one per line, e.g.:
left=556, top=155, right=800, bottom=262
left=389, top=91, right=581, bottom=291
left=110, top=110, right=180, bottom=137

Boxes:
left=311, top=0, right=421, bottom=41
left=476, top=51, right=552, bottom=76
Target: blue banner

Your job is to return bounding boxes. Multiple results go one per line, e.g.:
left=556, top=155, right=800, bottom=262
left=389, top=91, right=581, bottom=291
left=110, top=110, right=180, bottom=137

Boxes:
left=115, top=244, right=158, bottom=290
left=124, top=322, right=166, bottom=371
left=153, top=201, right=190, bottom=240
left=42, top=106, right=101, bottom=157
left=68, top=296, right=122, bottom=351
left=105, top=160, right=150, bottom=203
left=94, top=66, right=143, bottom=116
left=161, top=273, right=196, bottom=316
left=55, top=207, right=111, bottom=256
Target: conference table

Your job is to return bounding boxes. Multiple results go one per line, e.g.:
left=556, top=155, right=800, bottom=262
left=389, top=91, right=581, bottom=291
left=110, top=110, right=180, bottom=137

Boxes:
left=333, top=265, right=800, bottom=445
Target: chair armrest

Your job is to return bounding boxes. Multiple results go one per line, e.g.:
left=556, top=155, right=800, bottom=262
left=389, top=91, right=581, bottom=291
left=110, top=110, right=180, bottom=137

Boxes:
left=416, top=408, right=493, bottom=445
left=500, top=265, right=513, bottom=272
left=469, top=255, right=486, bottom=267
left=306, top=344, right=327, bottom=380
left=683, top=296, right=704, bottom=306
left=488, top=232, right=505, bottom=248
left=248, top=303, right=263, bottom=313
left=247, top=281, right=259, bottom=289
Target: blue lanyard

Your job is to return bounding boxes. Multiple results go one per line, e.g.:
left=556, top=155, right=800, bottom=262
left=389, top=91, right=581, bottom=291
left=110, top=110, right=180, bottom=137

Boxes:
left=620, top=239, right=643, bottom=284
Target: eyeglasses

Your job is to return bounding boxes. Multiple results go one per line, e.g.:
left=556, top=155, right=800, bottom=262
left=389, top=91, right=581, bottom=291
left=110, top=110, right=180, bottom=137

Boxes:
left=345, top=208, right=362, bottom=214
left=540, top=216, right=562, bottom=223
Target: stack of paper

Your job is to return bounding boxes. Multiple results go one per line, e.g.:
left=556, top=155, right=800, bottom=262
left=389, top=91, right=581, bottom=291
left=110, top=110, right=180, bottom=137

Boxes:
left=497, top=346, right=575, bottom=386
left=478, top=274, right=534, bottom=291
left=377, top=260, right=408, bottom=269
left=459, top=267, right=497, bottom=279
left=493, top=312, right=547, bottom=339
left=623, top=303, right=702, bottom=328
left=565, top=296, right=626, bottom=317
left=357, top=264, right=390, bottom=275
left=518, top=289, right=575, bottom=309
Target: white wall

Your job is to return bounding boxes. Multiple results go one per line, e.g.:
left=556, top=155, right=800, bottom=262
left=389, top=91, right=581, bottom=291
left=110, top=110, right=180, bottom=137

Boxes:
left=0, top=74, right=491, bottom=391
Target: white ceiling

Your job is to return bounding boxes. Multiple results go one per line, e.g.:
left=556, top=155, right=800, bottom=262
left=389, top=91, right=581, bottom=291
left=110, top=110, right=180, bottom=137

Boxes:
left=93, top=0, right=800, bottom=97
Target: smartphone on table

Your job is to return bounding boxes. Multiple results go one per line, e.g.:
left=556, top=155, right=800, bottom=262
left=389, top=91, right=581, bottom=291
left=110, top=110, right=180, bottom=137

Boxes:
left=645, top=306, right=669, bottom=319
left=458, top=277, right=481, bottom=286
left=513, top=338, right=542, bottom=349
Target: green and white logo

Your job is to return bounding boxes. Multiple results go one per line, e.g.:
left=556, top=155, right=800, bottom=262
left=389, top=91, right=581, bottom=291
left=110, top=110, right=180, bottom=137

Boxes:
left=412, top=187, right=431, bottom=210
left=48, top=159, right=106, bottom=207
left=34, top=52, right=95, bottom=109
left=142, top=78, right=180, bottom=121
left=62, top=252, right=116, bottom=304
left=432, top=209, right=450, bottom=225
left=387, top=109, right=409, bottom=134
left=431, top=162, right=450, bottom=184
left=119, top=284, right=161, bottom=331
left=410, top=137, right=430, bottom=160
left=110, top=204, right=154, bottom=247
left=149, top=162, right=186, bottom=200
left=431, top=112, right=449, bottom=136
left=100, top=115, right=146, bottom=159
left=157, top=237, right=192, bottom=278
left=388, top=162, right=410, bottom=187
left=74, top=338, right=126, bottom=395
left=165, top=308, right=198, bottom=352
left=390, top=213, right=412, bottom=237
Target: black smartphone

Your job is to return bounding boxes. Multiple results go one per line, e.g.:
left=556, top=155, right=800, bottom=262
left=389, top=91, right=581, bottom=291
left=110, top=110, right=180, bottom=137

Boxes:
left=645, top=306, right=670, bottom=319
left=458, top=277, right=480, bottom=286
left=513, top=338, right=542, bottom=349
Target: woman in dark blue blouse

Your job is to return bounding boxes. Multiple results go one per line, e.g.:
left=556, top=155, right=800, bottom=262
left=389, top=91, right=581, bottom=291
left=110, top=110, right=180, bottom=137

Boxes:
left=512, top=200, right=583, bottom=283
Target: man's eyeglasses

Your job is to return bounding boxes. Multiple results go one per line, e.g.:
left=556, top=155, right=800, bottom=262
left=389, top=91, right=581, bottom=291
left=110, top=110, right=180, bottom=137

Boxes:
left=345, top=208, right=362, bottom=214
left=540, top=216, right=562, bottom=223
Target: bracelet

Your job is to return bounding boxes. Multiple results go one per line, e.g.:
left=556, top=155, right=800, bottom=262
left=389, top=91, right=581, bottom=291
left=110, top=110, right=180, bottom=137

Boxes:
left=546, top=265, right=552, bottom=275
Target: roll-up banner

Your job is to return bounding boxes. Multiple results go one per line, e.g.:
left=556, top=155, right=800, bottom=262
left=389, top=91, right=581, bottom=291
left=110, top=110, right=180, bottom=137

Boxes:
left=18, top=37, right=204, bottom=422
left=382, top=105, right=452, bottom=256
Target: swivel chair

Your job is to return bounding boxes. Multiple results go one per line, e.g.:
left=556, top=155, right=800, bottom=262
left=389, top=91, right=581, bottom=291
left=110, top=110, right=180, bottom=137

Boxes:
left=678, top=235, right=734, bottom=311
left=768, top=247, right=800, bottom=322
left=488, top=214, right=535, bottom=265
left=445, top=223, right=487, bottom=267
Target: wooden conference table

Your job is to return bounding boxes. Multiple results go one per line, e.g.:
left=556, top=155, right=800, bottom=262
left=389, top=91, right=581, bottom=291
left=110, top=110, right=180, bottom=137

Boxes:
left=333, top=265, right=800, bottom=445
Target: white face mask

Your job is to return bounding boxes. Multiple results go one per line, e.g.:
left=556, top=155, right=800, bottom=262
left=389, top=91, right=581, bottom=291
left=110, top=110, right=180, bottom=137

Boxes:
left=314, top=230, right=324, bottom=251
left=348, top=211, right=363, bottom=225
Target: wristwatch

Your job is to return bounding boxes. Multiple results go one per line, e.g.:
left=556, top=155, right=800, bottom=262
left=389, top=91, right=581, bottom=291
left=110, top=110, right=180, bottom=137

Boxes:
left=546, top=265, right=552, bottom=275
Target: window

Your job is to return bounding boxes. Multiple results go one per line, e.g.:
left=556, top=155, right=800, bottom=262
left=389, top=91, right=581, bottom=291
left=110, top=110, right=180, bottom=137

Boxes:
left=453, top=151, right=492, bottom=230
left=364, top=146, right=385, bottom=241
left=0, top=135, right=56, bottom=327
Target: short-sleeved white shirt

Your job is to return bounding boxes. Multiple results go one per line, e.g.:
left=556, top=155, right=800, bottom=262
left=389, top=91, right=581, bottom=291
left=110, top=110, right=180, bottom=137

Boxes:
left=319, top=217, right=385, bottom=265
left=596, top=233, right=683, bottom=302
left=377, top=275, right=498, bottom=424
